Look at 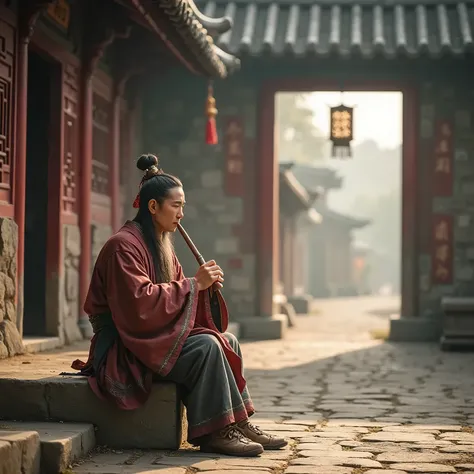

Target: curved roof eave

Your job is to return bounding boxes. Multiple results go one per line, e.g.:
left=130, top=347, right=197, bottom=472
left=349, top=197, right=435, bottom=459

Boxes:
left=129, top=0, right=241, bottom=78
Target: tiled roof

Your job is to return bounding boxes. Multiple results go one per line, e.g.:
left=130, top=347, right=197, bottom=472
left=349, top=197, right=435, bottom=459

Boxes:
left=314, top=204, right=371, bottom=228
left=199, top=1, right=474, bottom=58
left=129, top=0, right=240, bottom=78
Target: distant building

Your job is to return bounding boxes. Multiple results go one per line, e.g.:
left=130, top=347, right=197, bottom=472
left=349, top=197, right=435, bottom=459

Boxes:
left=291, top=164, right=371, bottom=298
left=278, top=163, right=321, bottom=313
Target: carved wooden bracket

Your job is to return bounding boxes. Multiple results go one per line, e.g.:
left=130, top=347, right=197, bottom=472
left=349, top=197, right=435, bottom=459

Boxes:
left=18, top=0, right=53, bottom=42
left=115, top=66, right=145, bottom=98
left=111, top=29, right=155, bottom=98
left=82, top=0, right=133, bottom=78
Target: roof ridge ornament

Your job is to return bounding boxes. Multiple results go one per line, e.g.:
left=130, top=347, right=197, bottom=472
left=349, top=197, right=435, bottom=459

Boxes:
left=187, top=0, right=233, bottom=35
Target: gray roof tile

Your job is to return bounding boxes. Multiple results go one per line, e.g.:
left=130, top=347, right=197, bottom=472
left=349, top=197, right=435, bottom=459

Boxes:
left=198, top=1, right=474, bottom=57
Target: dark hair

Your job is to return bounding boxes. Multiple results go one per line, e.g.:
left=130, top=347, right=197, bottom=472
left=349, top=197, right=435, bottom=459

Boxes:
left=133, top=154, right=182, bottom=283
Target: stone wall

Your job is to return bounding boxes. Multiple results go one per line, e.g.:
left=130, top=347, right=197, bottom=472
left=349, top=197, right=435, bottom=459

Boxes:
left=144, top=60, right=473, bottom=329
left=143, top=75, right=259, bottom=320
left=417, top=80, right=474, bottom=324
left=92, top=224, right=113, bottom=269
left=62, top=224, right=82, bottom=344
left=0, top=218, right=23, bottom=359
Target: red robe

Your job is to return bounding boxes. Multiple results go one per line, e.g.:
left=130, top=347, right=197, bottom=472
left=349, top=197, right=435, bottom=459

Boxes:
left=72, top=221, right=246, bottom=410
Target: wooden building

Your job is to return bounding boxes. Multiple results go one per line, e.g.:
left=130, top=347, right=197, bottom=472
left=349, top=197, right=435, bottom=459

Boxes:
left=144, top=0, right=474, bottom=340
left=278, top=163, right=321, bottom=313
left=0, top=0, right=239, bottom=358
left=289, top=164, right=371, bottom=299
left=308, top=203, right=371, bottom=298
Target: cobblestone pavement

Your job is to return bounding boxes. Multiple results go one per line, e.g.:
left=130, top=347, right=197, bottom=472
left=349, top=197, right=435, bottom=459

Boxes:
left=69, top=296, right=474, bottom=473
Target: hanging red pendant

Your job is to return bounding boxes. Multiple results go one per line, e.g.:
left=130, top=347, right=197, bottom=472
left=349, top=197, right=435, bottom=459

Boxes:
left=206, top=116, right=218, bottom=145
left=205, top=81, right=218, bottom=145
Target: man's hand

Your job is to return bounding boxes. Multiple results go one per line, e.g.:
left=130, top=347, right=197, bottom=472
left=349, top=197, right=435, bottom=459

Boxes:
left=195, top=260, right=224, bottom=292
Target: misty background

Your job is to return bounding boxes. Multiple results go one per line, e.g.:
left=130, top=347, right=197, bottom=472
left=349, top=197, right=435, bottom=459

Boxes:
left=276, top=92, right=402, bottom=294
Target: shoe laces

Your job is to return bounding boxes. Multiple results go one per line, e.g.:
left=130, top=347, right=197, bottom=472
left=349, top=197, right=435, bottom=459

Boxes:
left=221, top=425, right=247, bottom=441
left=243, top=421, right=264, bottom=436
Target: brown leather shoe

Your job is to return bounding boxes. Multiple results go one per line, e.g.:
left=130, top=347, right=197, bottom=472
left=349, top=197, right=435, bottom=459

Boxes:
left=236, top=420, right=288, bottom=450
left=200, top=425, right=264, bottom=457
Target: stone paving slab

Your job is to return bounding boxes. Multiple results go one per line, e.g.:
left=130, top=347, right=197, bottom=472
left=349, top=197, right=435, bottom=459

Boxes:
left=5, top=296, right=474, bottom=474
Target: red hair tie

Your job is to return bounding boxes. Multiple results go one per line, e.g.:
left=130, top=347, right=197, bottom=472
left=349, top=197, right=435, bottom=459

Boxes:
left=132, top=194, right=140, bottom=208
left=132, top=166, right=163, bottom=209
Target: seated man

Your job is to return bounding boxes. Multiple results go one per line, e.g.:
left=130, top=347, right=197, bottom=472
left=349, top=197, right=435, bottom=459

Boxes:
left=71, top=154, right=287, bottom=457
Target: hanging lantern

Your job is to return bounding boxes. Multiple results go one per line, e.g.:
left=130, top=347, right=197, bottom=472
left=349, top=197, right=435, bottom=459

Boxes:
left=205, top=81, right=218, bottom=145
left=330, top=104, right=354, bottom=158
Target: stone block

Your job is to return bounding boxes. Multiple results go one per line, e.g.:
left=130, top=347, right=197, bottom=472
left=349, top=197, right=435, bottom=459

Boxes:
left=239, top=314, right=287, bottom=340
left=389, top=315, right=441, bottom=342
left=455, top=265, right=474, bottom=281
left=229, top=275, right=251, bottom=292
left=455, top=110, right=471, bottom=129
left=215, top=237, right=239, bottom=254
left=0, top=320, right=24, bottom=358
left=466, top=247, right=474, bottom=260
left=0, top=430, right=40, bottom=474
left=50, top=378, right=183, bottom=449
left=288, top=295, right=313, bottom=314
left=462, top=182, right=474, bottom=195
left=432, top=197, right=453, bottom=213
left=216, top=212, right=242, bottom=225
left=0, top=218, right=20, bottom=359
left=0, top=378, right=49, bottom=419
left=0, top=421, right=95, bottom=474
left=201, top=169, right=223, bottom=189
left=0, top=377, right=184, bottom=449
left=0, top=440, right=15, bottom=474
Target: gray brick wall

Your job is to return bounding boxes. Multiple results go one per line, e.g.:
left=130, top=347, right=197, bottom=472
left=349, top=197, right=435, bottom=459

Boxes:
left=418, top=81, right=474, bottom=320
left=143, top=75, right=258, bottom=320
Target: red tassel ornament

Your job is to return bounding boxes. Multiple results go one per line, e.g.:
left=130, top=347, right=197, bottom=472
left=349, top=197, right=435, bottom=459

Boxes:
left=132, top=193, right=140, bottom=208
left=205, top=82, right=218, bottom=145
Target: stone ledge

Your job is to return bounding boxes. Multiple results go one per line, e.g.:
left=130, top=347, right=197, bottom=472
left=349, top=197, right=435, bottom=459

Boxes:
left=388, top=315, right=441, bottom=342
left=441, top=296, right=474, bottom=312
left=0, top=377, right=185, bottom=449
left=238, top=314, right=287, bottom=340
left=23, top=337, right=63, bottom=354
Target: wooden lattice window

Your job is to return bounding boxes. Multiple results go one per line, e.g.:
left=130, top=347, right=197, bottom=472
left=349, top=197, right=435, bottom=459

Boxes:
left=0, top=18, right=15, bottom=203
left=62, top=64, right=79, bottom=213
left=92, top=93, right=110, bottom=195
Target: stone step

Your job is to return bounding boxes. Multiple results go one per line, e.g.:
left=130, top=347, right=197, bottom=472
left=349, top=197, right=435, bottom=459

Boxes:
left=0, top=421, right=95, bottom=473
left=0, top=376, right=186, bottom=449
left=0, top=429, right=40, bottom=474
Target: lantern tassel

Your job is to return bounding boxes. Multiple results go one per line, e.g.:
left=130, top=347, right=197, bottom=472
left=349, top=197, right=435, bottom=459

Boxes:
left=205, top=82, right=218, bottom=145
left=206, top=116, right=218, bottom=145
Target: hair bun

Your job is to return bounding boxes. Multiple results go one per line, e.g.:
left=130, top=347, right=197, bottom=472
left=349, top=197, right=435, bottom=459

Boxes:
left=136, top=154, right=159, bottom=172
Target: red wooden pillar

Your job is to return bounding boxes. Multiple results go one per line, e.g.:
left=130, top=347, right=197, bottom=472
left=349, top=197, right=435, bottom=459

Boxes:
left=110, top=89, right=121, bottom=233
left=78, top=71, right=93, bottom=337
left=14, top=35, right=29, bottom=332
left=401, top=86, right=419, bottom=318
left=258, top=87, right=279, bottom=316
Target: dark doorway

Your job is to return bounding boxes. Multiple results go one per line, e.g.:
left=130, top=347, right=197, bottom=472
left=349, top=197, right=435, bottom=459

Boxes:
left=23, top=50, right=53, bottom=336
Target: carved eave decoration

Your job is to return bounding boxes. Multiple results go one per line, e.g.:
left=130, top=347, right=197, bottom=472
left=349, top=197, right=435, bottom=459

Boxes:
left=126, top=0, right=240, bottom=78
